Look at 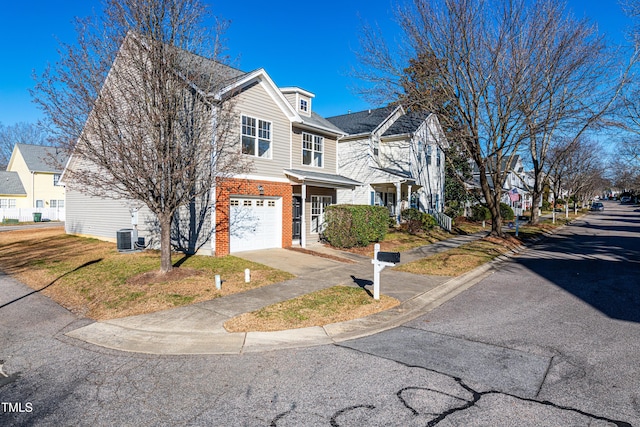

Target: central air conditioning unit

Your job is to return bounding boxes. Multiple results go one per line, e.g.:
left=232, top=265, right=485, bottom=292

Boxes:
left=117, top=228, right=138, bottom=252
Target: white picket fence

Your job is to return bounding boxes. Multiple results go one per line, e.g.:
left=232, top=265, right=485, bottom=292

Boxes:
left=1, top=208, right=65, bottom=222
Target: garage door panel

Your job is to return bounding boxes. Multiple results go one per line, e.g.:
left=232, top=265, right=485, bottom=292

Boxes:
left=230, top=197, right=281, bottom=252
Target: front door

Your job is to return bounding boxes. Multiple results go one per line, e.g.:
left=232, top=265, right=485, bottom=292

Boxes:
left=292, top=195, right=302, bottom=240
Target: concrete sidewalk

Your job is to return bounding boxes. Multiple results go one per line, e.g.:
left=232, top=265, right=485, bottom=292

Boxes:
left=66, top=232, right=494, bottom=355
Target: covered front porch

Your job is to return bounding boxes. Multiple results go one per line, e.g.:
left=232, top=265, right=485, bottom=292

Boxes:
left=370, top=178, right=421, bottom=224
left=285, top=169, right=361, bottom=248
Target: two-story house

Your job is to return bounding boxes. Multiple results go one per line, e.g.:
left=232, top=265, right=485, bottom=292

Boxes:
left=468, top=154, right=531, bottom=216
left=64, top=49, right=360, bottom=255
left=327, top=106, right=448, bottom=223
left=0, top=143, right=67, bottom=221
left=211, top=73, right=360, bottom=255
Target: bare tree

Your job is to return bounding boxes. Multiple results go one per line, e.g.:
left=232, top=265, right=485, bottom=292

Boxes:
left=548, top=138, right=606, bottom=213
left=355, top=0, right=627, bottom=235
left=0, top=122, right=52, bottom=169
left=518, top=2, right=631, bottom=224
left=33, top=0, right=248, bottom=273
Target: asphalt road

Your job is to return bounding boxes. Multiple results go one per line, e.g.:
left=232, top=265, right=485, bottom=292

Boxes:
left=1, top=200, right=639, bottom=426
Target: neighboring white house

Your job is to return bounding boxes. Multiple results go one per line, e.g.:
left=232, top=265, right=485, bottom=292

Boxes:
left=469, top=154, right=531, bottom=217
left=327, top=106, right=448, bottom=224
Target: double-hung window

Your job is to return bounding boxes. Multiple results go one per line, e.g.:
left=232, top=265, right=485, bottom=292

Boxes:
left=242, top=115, right=272, bottom=158
left=302, top=133, right=323, bottom=167
left=0, top=199, right=16, bottom=208
left=311, top=195, right=332, bottom=233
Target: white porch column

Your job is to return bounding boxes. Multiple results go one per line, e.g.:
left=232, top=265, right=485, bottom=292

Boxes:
left=407, top=184, right=412, bottom=208
left=395, top=182, right=402, bottom=224
left=301, top=183, right=307, bottom=248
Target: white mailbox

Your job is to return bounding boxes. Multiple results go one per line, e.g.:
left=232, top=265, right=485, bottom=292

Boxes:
left=371, top=243, right=400, bottom=300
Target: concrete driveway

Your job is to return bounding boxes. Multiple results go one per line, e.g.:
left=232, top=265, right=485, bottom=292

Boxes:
left=232, top=247, right=349, bottom=276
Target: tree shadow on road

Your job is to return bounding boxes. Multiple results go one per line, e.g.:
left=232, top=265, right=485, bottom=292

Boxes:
left=0, top=259, right=102, bottom=310
left=516, top=226, right=640, bottom=323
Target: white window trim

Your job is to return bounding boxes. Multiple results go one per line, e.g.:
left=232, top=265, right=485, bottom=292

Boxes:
left=241, top=114, right=273, bottom=159
left=300, top=99, right=308, bottom=112
left=310, top=195, right=332, bottom=234
left=302, top=132, right=324, bottom=168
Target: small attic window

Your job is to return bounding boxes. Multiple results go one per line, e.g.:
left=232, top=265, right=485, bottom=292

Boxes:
left=300, top=99, right=308, bottom=112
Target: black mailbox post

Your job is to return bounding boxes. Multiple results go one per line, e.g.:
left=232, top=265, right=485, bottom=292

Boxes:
left=376, top=251, right=400, bottom=264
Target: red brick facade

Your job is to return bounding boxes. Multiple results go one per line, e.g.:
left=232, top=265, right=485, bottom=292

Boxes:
left=215, top=177, right=293, bottom=256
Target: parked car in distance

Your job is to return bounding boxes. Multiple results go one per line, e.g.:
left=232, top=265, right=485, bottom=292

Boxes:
left=591, top=202, right=604, bottom=211
left=620, top=196, right=632, bottom=204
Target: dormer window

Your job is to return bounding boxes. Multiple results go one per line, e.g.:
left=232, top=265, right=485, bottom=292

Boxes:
left=300, top=99, right=308, bottom=112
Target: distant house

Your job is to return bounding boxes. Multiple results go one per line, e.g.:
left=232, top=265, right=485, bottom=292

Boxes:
left=0, top=171, right=27, bottom=209
left=327, top=106, right=448, bottom=224
left=469, top=154, right=531, bottom=216
left=1, top=143, right=67, bottom=221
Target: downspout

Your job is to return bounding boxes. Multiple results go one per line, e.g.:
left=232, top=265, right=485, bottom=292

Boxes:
left=31, top=171, right=35, bottom=208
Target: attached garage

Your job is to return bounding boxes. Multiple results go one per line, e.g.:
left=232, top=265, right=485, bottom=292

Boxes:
left=229, top=196, right=282, bottom=252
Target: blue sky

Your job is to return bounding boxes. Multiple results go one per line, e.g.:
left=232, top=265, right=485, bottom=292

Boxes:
left=0, top=0, right=634, bottom=126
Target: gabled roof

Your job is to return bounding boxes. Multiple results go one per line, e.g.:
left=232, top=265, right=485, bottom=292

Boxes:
left=176, top=49, right=246, bottom=94
left=383, top=111, right=431, bottom=136
left=0, top=171, right=26, bottom=196
left=217, top=68, right=302, bottom=123
left=12, top=144, right=68, bottom=174
left=326, top=106, right=396, bottom=135
left=327, top=106, right=432, bottom=138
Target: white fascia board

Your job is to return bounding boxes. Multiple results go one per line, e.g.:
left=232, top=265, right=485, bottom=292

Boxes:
left=337, top=132, right=372, bottom=141
left=280, top=86, right=316, bottom=99
left=215, top=68, right=302, bottom=123
left=372, top=105, right=404, bottom=136
left=295, top=121, right=345, bottom=138
left=426, top=114, right=449, bottom=149
left=223, top=173, right=291, bottom=183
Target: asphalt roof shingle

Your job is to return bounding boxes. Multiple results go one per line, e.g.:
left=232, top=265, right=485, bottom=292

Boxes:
left=326, top=107, right=430, bottom=136
left=326, top=106, right=396, bottom=134
left=16, top=143, right=68, bottom=173
left=0, top=171, right=26, bottom=196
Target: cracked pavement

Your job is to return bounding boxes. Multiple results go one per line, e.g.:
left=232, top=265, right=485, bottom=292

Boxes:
left=1, top=201, right=639, bottom=425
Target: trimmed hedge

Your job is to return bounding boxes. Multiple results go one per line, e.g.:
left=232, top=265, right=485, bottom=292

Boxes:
left=401, top=208, right=437, bottom=234
left=323, top=205, right=389, bottom=248
left=470, top=203, right=514, bottom=221
left=500, top=202, right=515, bottom=220
left=471, top=204, right=491, bottom=221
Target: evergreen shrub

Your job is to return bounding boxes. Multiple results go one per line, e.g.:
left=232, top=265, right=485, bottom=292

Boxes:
left=323, top=205, right=389, bottom=248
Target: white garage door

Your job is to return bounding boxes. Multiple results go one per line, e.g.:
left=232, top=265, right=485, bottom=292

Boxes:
left=229, top=197, right=282, bottom=252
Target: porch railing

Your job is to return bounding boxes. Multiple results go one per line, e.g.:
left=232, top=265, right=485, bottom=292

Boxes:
left=427, top=209, right=452, bottom=232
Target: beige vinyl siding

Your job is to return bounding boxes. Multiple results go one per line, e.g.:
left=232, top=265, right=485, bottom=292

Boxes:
left=291, top=128, right=338, bottom=173
left=234, top=82, right=291, bottom=177
left=282, top=93, right=296, bottom=110
left=65, top=187, right=155, bottom=243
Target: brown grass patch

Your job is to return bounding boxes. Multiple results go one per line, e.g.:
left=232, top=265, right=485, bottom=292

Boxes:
left=333, top=229, right=451, bottom=257
left=224, top=286, right=400, bottom=332
left=395, top=237, right=517, bottom=277
left=0, top=227, right=293, bottom=320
